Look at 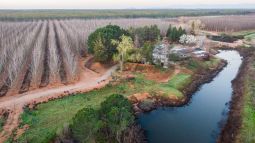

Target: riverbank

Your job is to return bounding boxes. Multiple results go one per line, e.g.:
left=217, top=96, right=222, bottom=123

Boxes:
left=131, top=58, right=227, bottom=114
left=218, top=47, right=255, bottom=143
left=138, top=50, right=243, bottom=143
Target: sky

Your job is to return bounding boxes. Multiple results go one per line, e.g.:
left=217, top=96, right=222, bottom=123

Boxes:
left=0, top=0, right=255, bottom=9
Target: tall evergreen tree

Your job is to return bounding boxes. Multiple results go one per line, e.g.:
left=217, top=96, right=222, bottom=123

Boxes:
left=166, top=25, right=172, bottom=37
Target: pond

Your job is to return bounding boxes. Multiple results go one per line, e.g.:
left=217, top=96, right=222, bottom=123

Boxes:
left=138, top=50, right=242, bottom=143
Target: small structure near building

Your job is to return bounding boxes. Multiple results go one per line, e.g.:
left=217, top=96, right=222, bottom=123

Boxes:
left=170, top=46, right=191, bottom=59
left=191, top=50, right=210, bottom=60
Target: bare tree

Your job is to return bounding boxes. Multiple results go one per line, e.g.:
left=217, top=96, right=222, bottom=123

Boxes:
left=48, top=21, right=61, bottom=84
left=30, top=21, right=48, bottom=88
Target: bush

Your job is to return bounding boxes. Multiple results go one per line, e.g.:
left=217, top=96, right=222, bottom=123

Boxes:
left=207, top=34, right=239, bottom=43
left=138, top=99, right=155, bottom=111
left=70, top=94, right=135, bottom=143
left=70, top=108, right=100, bottom=143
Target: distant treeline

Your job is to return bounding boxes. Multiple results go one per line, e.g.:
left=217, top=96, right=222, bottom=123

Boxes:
left=0, top=9, right=255, bottom=21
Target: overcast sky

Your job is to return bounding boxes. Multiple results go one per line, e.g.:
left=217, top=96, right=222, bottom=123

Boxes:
left=0, top=0, right=255, bottom=9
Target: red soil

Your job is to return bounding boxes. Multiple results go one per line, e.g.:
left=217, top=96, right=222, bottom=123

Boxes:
left=0, top=60, right=118, bottom=142
left=124, top=63, right=176, bottom=83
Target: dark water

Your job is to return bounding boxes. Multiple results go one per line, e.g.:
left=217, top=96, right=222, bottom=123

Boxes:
left=138, top=51, right=242, bottom=143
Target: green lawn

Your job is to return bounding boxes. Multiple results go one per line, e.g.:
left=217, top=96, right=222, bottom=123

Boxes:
left=167, top=73, right=191, bottom=90
left=245, top=33, right=255, bottom=41
left=238, top=60, right=255, bottom=143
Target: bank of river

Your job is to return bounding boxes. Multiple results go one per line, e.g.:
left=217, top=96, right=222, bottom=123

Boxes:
left=138, top=50, right=242, bottom=143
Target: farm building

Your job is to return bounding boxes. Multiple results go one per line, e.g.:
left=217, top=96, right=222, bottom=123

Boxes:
left=170, top=46, right=192, bottom=58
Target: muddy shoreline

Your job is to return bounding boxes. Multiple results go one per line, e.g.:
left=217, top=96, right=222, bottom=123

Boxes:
left=217, top=47, right=254, bottom=143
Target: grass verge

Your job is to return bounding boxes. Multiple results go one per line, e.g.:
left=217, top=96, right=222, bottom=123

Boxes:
left=238, top=60, right=255, bottom=143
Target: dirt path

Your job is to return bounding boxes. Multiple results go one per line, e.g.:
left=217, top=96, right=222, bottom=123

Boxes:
left=160, top=65, right=181, bottom=83
left=0, top=64, right=118, bottom=142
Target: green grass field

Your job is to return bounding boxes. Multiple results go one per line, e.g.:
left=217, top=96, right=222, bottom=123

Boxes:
left=167, top=73, right=191, bottom=90
left=245, top=33, right=255, bottom=41
left=231, top=30, right=255, bottom=37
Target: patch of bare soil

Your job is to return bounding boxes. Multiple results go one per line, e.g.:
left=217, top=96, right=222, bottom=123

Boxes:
left=124, top=63, right=176, bottom=83
left=128, top=93, right=151, bottom=103
left=14, top=124, right=29, bottom=140
left=0, top=105, right=23, bottom=143
left=87, top=59, right=115, bottom=75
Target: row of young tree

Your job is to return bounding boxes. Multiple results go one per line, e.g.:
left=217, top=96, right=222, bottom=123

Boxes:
left=0, top=20, right=86, bottom=96
left=199, top=15, right=255, bottom=32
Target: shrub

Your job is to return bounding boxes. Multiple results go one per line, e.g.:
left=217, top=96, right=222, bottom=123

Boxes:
left=207, top=34, right=238, bottom=43
left=139, top=99, right=155, bottom=111
left=70, top=108, right=100, bottom=143
left=70, top=94, right=135, bottom=143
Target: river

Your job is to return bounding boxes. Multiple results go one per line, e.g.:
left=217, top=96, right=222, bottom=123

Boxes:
left=138, top=50, right=242, bottom=143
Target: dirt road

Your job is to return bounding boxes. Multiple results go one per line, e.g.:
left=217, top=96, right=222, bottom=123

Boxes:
left=0, top=65, right=118, bottom=142
left=0, top=65, right=117, bottom=109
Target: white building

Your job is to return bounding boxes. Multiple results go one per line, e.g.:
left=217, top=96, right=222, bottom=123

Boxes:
left=152, top=43, right=170, bottom=68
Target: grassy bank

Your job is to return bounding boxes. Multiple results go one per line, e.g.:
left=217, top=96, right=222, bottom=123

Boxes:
left=230, top=30, right=255, bottom=42
left=15, top=57, right=221, bottom=143
left=238, top=56, right=255, bottom=143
